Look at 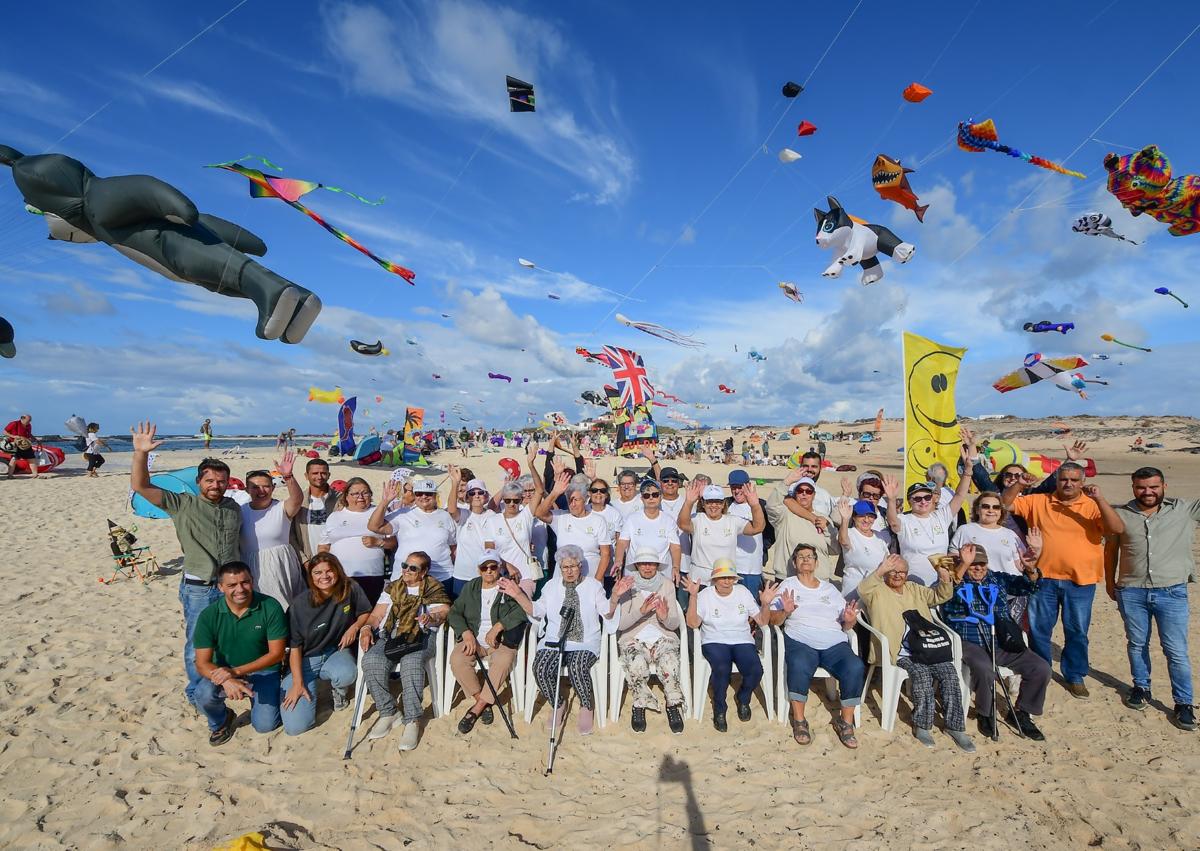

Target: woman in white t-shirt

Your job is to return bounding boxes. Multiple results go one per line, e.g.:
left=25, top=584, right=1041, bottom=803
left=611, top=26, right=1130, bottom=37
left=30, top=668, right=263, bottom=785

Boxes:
left=768, top=543, right=865, bottom=749
left=836, top=498, right=892, bottom=600
left=678, top=481, right=765, bottom=587
left=533, top=470, right=611, bottom=579
left=320, top=477, right=397, bottom=604
left=239, top=452, right=305, bottom=610
left=684, top=559, right=772, bottom=732
left=493, top=481, right=542, bottom=596
left=949, top=494, right=1025, bottom=576
left=882, top=458, right=970, bottom=586
left=614, top=480, right=682, bottom=580
left=586, top=476, right=623, bottom=548
left=447, top=470, right=499, bottom=598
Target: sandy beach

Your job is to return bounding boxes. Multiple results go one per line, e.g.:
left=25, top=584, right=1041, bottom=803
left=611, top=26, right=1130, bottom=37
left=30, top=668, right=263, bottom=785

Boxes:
left=1, top=415, right=1198, bottom=849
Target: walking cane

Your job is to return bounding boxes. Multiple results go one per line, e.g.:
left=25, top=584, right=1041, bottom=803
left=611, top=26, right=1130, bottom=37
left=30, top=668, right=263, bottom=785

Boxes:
left=344, top=643, right=372, bottom=760
left=544, top=605, right=575, bottom=776
left=952, top=584, right=1024, bottom=740
left=476, top=654, right=519, bottom=740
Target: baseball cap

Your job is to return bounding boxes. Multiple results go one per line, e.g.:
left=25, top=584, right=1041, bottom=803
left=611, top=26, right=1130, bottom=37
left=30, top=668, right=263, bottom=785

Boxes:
left=639, top=478, right=661, bottom=493
left=702, top=485, right=725, bottom=501
left=466, top=478, right=488, bottom=494
left=659, top=466, right=684, bottom=481
left=727, top=470, right=751, bottom=486
left=413, top=479, right=438, bottom=494
left=852, top=499, right=878, bottom=517
left=787, top=476, right=817, bottom=495
left=478, top=553, right=501, bottom=568
left=632, top=548, right=661, bottom=564
left=970, top=548, right=989, bottom=565
left=710, top=558, right=738, bottom=580
left=906, top=481, right=935, bottom=498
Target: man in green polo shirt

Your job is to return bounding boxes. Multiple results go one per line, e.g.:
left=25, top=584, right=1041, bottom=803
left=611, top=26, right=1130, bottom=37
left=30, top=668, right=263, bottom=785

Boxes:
left=193, top=561, right=288, bottom=745
left=130, top=421, right=242, bottom=710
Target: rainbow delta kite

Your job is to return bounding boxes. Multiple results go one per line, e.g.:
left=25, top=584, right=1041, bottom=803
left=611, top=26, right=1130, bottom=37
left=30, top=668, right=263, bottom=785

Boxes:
left=207, top=156, right=416, bottom=283
left=957, top=119, right=1085, bottom=180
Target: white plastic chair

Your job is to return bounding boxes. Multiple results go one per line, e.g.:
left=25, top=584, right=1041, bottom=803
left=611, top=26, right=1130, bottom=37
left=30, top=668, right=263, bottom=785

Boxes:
left=608, top=601, right=691, bottom=723
left=691, top=627, right=773, bottom=722
left=442, top=624, right=528, bottom=717
left=859, top=610, right=965, bottom=733
left=929, top=609, right=970, bottom=708
left=522, top=624, right=608, bottom=729
left=772, top=625, right=861, bottom=728
left=352, top=623, right=447, bottom=730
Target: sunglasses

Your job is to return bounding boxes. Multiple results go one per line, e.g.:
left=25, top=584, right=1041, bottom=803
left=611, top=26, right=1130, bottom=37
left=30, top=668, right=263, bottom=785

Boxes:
left=416, top=492, right=436, bottom=497
left=1001, top=472, right=1022, bottom=479
left=589, top=487, right=609, bottom=494
left=479, top=563, right=501, bottom=572
left=467, top=490, right=486, bottom=496
left=642, top=492, right=662, bottom=499
left=979, top=503, right=1002, bottom=511
left=502, top=498, right=521, bottom=505
left=795, top=488, right=815, bottom=496
left=400, top=563, right=424, bottom=572
left=860, top=491, right=882, bottom=499
left=910, top=494, right=933, bottom=504
left=661, top=478, right=681, bottom=484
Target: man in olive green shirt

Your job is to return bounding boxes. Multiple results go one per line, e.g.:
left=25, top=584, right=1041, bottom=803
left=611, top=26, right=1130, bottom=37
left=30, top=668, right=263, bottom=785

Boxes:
left=193, top=562, right=287, bottom=745
left=130, top=421, right=241, bottom=709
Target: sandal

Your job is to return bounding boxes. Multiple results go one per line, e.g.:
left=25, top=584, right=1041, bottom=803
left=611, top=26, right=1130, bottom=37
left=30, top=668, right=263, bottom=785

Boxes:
left=791, top=718, right=812, bottom=745
left=457, top=710, right=480, bottom=734
left=833, top=718, right=858, bottom=749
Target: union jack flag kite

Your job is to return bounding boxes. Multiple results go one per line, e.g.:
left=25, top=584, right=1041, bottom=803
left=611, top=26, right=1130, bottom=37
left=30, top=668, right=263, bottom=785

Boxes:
left=592, top=345, right=655, bottom=408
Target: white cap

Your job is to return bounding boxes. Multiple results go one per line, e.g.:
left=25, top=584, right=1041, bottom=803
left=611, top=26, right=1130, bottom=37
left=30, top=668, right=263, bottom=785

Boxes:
left=787, top=476, right=817, bottom=495
left=632, top=548, right=662, bottom=564
left=466, top=478, right=488, bottom=493
left=702, top=485, right=725, bottom=501
left=413, top=479, right=438, bottom=494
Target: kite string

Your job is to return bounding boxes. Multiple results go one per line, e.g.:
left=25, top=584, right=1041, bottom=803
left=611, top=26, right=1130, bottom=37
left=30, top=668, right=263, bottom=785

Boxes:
left=590, top=0, right=866, bottom=334
left=421, top=124, right=497, bottom=231
left=49, top=0, right=253, bottom=149
left=950, top=19, right=1200, bottom=266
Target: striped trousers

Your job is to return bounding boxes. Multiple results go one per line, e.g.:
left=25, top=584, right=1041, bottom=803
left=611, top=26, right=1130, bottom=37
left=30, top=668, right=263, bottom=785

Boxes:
left=531, top=648, right=597, bottom=711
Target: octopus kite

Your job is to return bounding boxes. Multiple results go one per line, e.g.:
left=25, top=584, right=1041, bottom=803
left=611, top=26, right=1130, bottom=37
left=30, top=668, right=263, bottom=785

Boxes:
left=616, top=314, right=705, bottom=348
left=957, top=119, right=1085, bottom=179
left=1104, top=145, right=1200, bottom=237
left=207, top=156, right=416, bottom=281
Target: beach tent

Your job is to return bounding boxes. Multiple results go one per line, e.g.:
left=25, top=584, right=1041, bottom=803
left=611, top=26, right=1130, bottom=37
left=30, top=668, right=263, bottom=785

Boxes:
left=131, top=466, right=199, bottom=519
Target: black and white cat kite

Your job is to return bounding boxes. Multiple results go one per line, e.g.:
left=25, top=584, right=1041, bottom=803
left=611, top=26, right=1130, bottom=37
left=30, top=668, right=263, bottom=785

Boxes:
left=813, top=195, right=914, bottom=285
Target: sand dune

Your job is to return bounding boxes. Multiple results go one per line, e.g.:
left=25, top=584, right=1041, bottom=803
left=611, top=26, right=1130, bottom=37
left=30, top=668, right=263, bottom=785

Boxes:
left=0, top=416, right=1197, bottom=849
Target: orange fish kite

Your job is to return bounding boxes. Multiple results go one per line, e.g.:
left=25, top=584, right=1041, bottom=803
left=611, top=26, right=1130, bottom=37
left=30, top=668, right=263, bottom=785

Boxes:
left=871, top=154, right=928, bottom=222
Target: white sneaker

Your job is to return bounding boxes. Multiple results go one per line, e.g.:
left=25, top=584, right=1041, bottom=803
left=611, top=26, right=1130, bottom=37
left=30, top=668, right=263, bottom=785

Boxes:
left=367, top=714, right=399, bottom=740
left=397, top=721, right=420, bottom=751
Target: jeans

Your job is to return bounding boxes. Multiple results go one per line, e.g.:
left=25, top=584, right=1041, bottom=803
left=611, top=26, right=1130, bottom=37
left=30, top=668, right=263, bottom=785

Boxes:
left=179, top=581, right=223, bottom=707
left=1028, top=577, right=1095, bottom=684
left=1117, top=584, right=1193, bottom=705
left=701, top=642, right=762, bottom=714
left=782, top=635, right=864, bottom=706
left=280, top=647, right=358, bottom=735
left=738, top=574, right=763, bottom=599
left=447, top=578, right=466, bottom=600
left=194, top=670, right=282, bottom=733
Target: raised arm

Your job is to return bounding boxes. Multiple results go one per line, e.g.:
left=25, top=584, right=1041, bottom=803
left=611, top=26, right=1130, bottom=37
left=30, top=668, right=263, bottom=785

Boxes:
left=533, top=470, right=571, bottom=523
left=882, top=474, right=902, bottom=533
left=277, top=450, right=303, bottom=518
left=836, top=498, right=854, bottom=549
left=738, top=482, right=766, bottom=535
left=677, top=480, right=702, bottom=534
left=129, top=421, right=166, bottom=506
left=946, top=442, right=972, bottom=517
left=1084, top=483, right=1125, bottom=536
left=640, top=445, right=662, bottom=480
left=367, top=479, right=398, bottom=534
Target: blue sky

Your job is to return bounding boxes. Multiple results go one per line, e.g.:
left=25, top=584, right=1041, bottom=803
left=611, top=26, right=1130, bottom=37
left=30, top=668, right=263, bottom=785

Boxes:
left=2, top=0, right=1199, bottom=435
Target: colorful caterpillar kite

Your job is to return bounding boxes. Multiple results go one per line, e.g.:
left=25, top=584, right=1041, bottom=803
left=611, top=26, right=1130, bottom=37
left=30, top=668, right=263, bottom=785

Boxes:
left=957, top=118, right=1085, bottom=180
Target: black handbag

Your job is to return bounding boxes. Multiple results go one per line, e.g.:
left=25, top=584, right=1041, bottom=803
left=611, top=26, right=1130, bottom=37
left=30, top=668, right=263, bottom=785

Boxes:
left=902, top=610, right=953, bottom=665
left=383, top=629, right=429, bottom=662
left=994, top=618, right=1028, bottom=654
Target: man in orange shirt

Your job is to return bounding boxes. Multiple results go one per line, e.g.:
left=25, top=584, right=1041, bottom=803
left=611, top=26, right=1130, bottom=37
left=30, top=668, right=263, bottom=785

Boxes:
left=1003, top=462, right=1124, bottom=698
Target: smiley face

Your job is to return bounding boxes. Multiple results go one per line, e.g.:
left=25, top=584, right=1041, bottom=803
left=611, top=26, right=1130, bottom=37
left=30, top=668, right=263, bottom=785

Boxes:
left=907, top=438, right=938, bottom=481
left=906, top=348, right=962, bottom=444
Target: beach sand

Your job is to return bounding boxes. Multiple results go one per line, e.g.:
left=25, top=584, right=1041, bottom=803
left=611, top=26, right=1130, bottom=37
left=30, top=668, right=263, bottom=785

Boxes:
left=1, top=416, right=1198, bottom=849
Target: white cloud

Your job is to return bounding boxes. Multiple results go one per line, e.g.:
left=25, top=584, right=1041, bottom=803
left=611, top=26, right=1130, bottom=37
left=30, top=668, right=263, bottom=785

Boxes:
left=131, top=77, right=284, bottom=140
left=39, top=281, right=115, bottom=316
left=321, top=0, right=635, bottom=204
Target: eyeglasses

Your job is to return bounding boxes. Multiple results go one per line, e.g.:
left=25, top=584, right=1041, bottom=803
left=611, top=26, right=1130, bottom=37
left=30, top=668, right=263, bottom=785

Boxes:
left=502, top=498, right=521, bottom=505
left=479, top=563, right=500, bottom=572
left=589, top=487, right=609, bottom=494
left=401, top=563, right=424, bottom=572
left=642, top=492, right=661, bottom=499
left=347, top=491, right=370, bottom=498
left=794, top=554, right=818, bottom=562
left=910, top=494, right=933, bottom=504
left=860, top=491, right=882, bottom=500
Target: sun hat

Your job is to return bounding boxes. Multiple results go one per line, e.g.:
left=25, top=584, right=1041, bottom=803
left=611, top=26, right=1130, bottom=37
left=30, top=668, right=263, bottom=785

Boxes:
left=787, top=476, right=817, bottom=495
left=632, top=548, right=662, bottom=564
left=702, top=485, right=725, bottom=501
left=710, top=558, right=738, bottom=580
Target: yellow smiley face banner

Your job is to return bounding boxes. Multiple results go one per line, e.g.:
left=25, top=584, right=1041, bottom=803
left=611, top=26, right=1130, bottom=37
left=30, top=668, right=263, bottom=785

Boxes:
left=903, top=332, right=966, bottom=491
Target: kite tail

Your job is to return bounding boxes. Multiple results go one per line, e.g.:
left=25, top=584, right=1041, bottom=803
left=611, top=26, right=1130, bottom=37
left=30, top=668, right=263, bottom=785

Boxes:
left=213, top=154, right=284, bottom=171
left=319, top=185, right=386, bottom=206
left=289, top=199, right=416, bottom=284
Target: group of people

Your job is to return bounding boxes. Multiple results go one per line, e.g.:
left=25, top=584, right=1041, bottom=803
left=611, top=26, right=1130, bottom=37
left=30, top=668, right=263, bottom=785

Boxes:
left=128, top=419, right=1198, bottom=755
